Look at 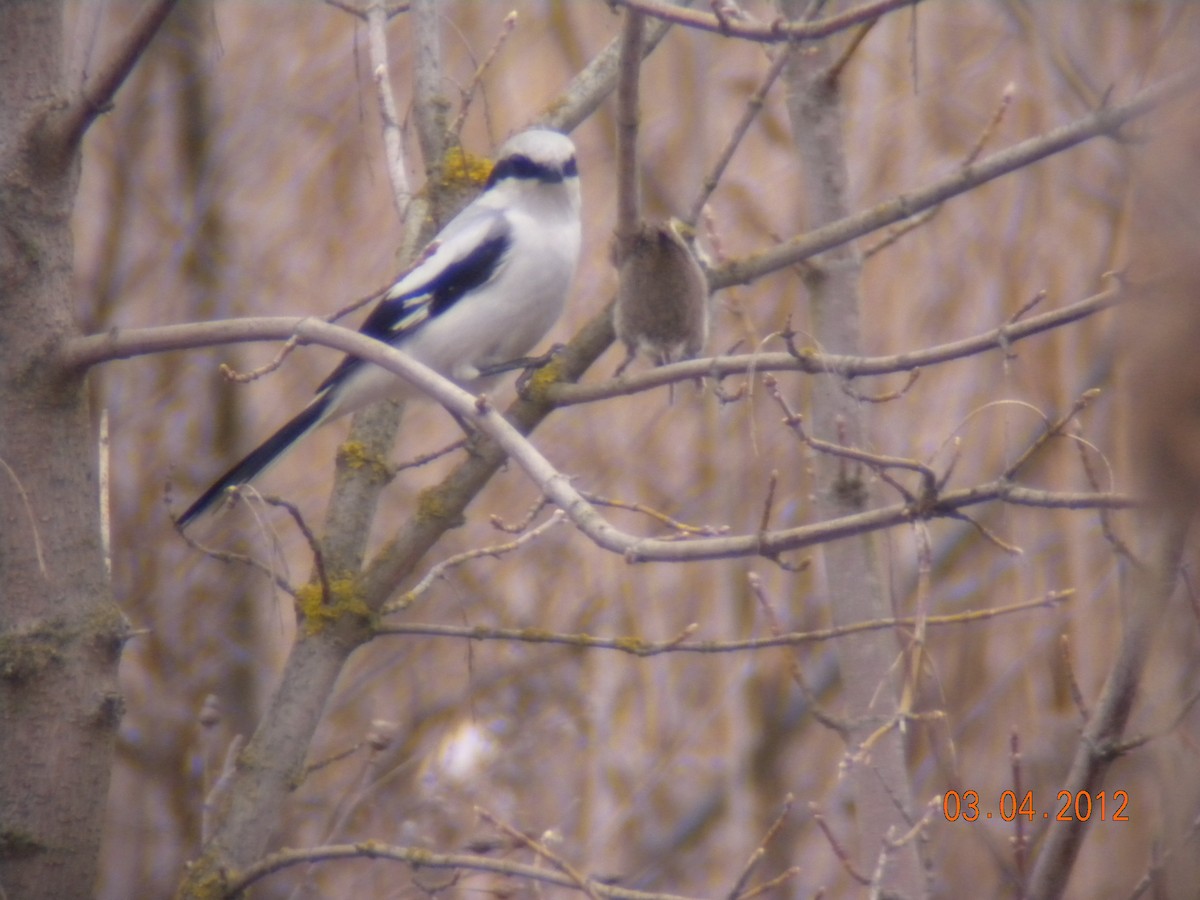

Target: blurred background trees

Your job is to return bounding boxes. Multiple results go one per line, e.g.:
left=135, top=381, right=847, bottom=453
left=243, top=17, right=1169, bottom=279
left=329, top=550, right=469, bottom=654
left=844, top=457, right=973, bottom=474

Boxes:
left=4, top=1, right=1199, bottom=897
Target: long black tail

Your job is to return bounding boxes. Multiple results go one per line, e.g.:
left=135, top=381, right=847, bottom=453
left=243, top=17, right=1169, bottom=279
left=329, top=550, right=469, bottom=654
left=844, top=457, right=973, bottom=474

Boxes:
left=177, top=395, right=331, bottom=528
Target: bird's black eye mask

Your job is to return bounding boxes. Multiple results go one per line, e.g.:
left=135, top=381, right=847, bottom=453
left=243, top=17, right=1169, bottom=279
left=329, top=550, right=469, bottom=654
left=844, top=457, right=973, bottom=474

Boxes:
left=488, top=153, right=577, bottom=187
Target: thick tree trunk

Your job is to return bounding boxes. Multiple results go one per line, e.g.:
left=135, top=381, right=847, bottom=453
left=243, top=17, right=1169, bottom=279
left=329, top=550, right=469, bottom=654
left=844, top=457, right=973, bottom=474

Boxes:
left=779, top=4, right=923, bottom=893
left=0, top=5, right=122, bottom=897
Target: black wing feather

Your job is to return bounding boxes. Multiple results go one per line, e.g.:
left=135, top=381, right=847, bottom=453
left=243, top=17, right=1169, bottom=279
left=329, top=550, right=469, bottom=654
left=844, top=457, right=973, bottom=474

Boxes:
left=315, top=228, right=511, bottom=395
left=180, top=215, right=512, bottom=527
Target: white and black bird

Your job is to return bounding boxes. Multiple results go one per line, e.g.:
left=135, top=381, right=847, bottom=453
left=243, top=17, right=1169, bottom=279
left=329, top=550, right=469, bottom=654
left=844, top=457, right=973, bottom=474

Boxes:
left=613, top=218, right=709, bottom=376
left=179, top=128, right=581, bottom=527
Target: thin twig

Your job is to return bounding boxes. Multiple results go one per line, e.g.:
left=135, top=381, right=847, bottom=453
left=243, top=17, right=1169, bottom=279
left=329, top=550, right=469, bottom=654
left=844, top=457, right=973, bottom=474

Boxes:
left=967, top=81, right=1017, bottom=164
left=260, top=496, right=331, bottom=606
left=477, top=807, right=602, bottom=900
left=687, top=42, right=797, bottom=226
left=765, top=374, right=937, bottom=501
left=581, top=490, right=730, bottom=536
left=610, top=0, right=920, bottom=44
left=737, top=867, right=803, bottom=899
left=865, top=80, right=1004, bottom=256
left=323, top=0, right=410, bottom=18
left=366, top=1, right=412, bottom=219
left=448, top=11, right=518, bottom=139
left=375, top=591, right=1071, bottom=655
left=305, top=741, right=367, bottom=776
left=1126, top=810, right=1200, bottom=900
left=1060, top=633, right=1090, bottom=721
left=944, top=510, right=1022, bottom=556
left=0, top=456, right=48, bottom=577
left=490, top=494, right=554, bottom=533
left=811, top=803, right=871, bottom=885
left=840, top=369, right=920, bottom=404
left=725, top=794, right=794, bottom=900
left=535, top=0, right=685, bottom=133
left=1109, top=683, right=1200, bottom=756
left=169, top=489, right=296, bottom=596
left=99, top=409, right=112, bottom=577
left=392, top=436, right=469, bottom=473
left=227, top=838, right=702, bottom=899
left=750, top=572, right=853, bottom=738
left=382, top=511, right=566, bottom=613
left=1008, top=287, right=1047, bottom=325
left=758, top=470, right=779, bottom=533
left=1003, top=389, right=1100, bottom=479
left=822, top=17, right=877, bottom=84
left=201, top=735, right=244, bottom=845
left=896, top=521, right=933, bottom=735
left=1010, top=730, right=1030, bottom=887
left=1076, top=434, right=1134, bottom=563
left=220, top=335, right=300, bottom=383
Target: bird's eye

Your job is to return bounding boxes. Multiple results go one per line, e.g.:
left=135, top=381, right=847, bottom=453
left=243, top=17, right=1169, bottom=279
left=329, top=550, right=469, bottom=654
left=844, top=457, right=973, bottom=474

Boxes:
left=563, top=156, right=578, bottom=178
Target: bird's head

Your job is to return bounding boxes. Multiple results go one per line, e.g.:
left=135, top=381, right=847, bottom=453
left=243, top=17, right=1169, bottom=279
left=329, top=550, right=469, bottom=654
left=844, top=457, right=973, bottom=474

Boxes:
left=485, top=129, right=581, bottom=215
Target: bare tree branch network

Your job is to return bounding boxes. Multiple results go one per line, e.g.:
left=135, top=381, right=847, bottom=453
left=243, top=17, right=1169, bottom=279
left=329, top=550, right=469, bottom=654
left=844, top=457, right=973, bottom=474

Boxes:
left=3, top=3, right=1200, bottom=899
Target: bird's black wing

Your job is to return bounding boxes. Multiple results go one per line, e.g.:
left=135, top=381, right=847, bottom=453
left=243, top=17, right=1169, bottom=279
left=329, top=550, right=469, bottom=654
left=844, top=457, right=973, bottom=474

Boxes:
left=315, top=213, right=512, bottom=395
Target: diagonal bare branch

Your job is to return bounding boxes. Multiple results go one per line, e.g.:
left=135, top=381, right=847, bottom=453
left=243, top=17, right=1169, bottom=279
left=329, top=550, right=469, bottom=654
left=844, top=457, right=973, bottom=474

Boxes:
left=711, top=72, right=1193, bottom=290
left=55, top=0, right=182, bottom=151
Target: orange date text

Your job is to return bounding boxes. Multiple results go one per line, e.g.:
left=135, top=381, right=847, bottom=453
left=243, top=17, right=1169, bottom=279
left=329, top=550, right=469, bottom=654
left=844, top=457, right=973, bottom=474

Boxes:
left=942, top=789, right=1129, bottom=823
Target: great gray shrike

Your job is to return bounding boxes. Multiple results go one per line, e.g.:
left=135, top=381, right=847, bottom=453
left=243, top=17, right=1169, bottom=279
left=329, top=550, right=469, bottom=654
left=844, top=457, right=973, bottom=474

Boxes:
left=179, top=128, right=581, bottom=526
